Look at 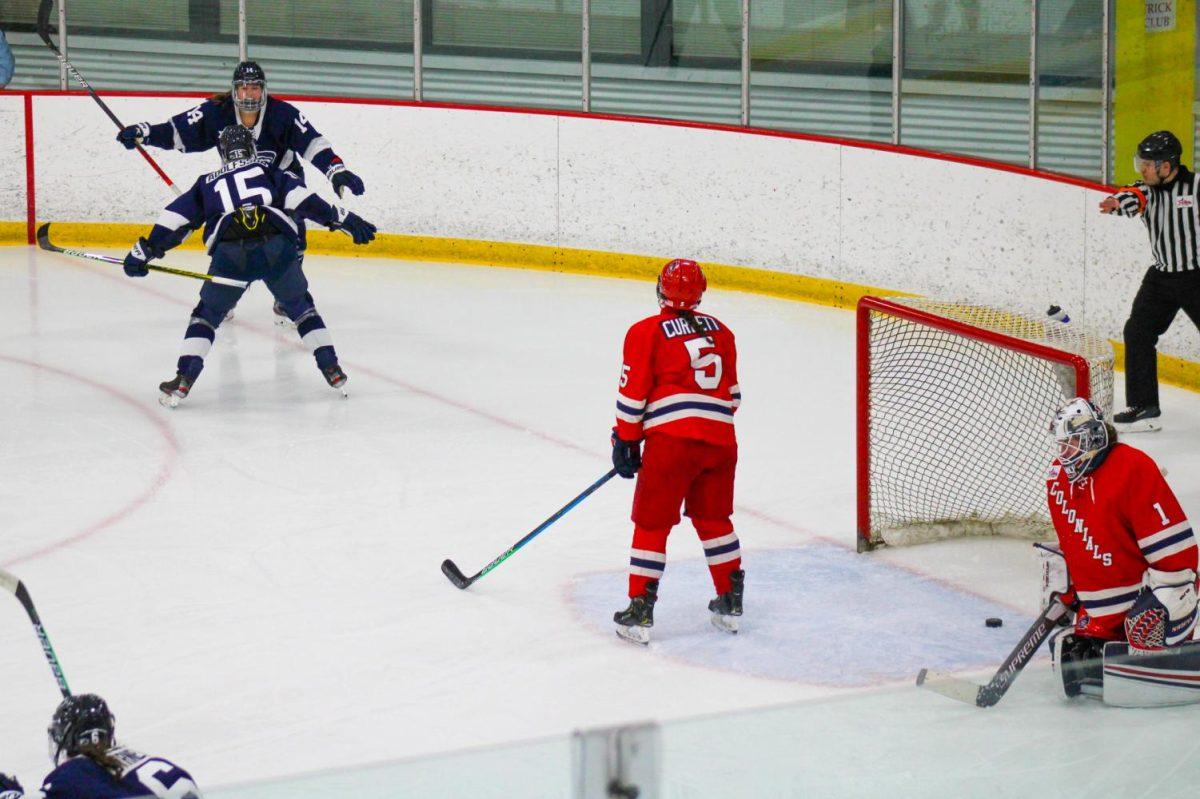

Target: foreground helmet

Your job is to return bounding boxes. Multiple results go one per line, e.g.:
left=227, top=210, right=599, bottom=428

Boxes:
left=217, top=125, right=256, bottom=165
left=1135, top=130, right=1182, bottom=172
left=656, top=259, right=706, bottom=310
left=232, top=60, right=267, bottom=114
left=1050, top=397, right=1111, bottom=483
left=48, top=694, right=115, bottom=765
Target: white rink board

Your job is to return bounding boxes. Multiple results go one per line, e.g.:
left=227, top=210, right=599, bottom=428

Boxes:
left=0, top=94, right=26, bottom=221
left=15, top=93, right=1188, bottom=359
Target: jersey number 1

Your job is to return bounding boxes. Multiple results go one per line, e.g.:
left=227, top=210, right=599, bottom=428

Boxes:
left=684, top=338, right=722, bottom=390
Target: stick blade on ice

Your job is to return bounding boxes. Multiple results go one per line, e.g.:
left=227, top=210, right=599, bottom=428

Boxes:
left=441, top=559, right=472, bottom=589
left=916, top=669, right=984, bottom=706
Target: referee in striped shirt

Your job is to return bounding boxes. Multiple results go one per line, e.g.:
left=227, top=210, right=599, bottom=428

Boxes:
left=1101, top=130, right=1200, bottom=433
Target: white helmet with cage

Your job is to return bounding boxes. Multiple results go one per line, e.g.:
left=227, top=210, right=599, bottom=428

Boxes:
left=1050, top=397, right=1112, bottom=482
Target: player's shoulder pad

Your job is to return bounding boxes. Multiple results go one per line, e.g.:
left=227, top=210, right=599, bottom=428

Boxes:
left=264, top=96, right=300, bottom=124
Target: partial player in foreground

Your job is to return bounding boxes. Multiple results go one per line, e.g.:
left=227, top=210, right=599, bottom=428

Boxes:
left=1042, top=398, right=1200, bottom=706
left=610, top=259, right=743, bottom=644
left=0, top=694, right=201, bottom=798
left=1099, top=130, right=1200, bottom=433
left=122, top=125, right=375, bottom=406
left=116, top=60, right=367, bottom=325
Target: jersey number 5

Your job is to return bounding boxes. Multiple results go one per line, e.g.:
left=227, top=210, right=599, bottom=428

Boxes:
left=212, top=166, right=273, bottom=213
left=684, top=338, right=722, bottom=390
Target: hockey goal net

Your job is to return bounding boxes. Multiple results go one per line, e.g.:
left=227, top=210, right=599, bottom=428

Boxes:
left=857, top=296, right=1114, bottom=551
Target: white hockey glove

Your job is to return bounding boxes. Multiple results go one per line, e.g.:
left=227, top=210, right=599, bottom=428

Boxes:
left=1125, top=567, right=1198, bottom=651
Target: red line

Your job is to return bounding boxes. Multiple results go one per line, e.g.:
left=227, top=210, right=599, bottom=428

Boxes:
left=9, top=88, right=1116, bottom=194
left=24, top=92, right=35, bottom=245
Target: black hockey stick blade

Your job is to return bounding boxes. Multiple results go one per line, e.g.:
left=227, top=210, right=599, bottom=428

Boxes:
left=36, top=222, right=63, bottom=253
left=441, top=559, right=474, bottom=590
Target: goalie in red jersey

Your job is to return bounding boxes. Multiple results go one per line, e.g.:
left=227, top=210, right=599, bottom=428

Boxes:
left=1043, top=397, right=1199, bottom=703
left=610, top=259, right=743, bottom=645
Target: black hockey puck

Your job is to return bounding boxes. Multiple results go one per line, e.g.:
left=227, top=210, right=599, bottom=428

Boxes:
left=985, top=617, right=1003, bottom=628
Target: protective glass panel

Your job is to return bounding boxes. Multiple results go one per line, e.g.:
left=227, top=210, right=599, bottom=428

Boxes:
left=234, top=0, right=414, bottom=100
left=748, top=0, right=893, bottom=141
left=1035, top=0, right=1105, bottom=180
left=591, top=0, right=741, bottom=123
left=900, top=0, right=1032, bottom=165
left=424, top=0, right=582, bottom=110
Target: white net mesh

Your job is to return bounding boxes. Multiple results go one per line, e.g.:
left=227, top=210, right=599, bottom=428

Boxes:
left=862, top=297, right=1114, bottom=549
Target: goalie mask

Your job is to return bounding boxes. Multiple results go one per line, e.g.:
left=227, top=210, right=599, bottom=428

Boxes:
left=657, top=259, right=706, bottom=310
left=232, top=60, right=267, bottom=114
left=217, top=125, right=257, bottom=165
left=48, top=694, right=115, bottom=765
left=1050, top=397, right=1111, bottom=483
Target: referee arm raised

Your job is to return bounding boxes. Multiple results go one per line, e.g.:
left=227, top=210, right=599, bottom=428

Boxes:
left=1101, top=130, right=1200, bottom=433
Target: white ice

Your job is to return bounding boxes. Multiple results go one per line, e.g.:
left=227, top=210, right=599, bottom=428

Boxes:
left=3, top=245, right=1200, bottom=798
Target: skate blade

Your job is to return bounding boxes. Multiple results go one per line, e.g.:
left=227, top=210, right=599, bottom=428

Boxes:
left=1115, top=419, right=1162, bottom=433
left=710, top=613, right=739, bottom=634
left=274, top=317, right=296, bottom=328
left=158, top=392, right=180, bottom=409
left=615, top=625, right=650, bottom=645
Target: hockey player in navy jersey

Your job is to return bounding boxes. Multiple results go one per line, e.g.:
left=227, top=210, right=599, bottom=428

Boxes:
left=0, top=694, right=201, bottom=798
left=116, top=60, right=365, bottom=322
left=122, top=125, right=376, bottom=406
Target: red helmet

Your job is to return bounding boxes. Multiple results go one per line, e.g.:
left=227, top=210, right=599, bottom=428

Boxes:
left=656, top=259, right=706, bottom=310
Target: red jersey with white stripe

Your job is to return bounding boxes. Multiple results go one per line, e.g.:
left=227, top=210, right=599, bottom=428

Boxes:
left=615, top=310, right=739, bottom=445
left=1046, top=443, right=1197, bottom=636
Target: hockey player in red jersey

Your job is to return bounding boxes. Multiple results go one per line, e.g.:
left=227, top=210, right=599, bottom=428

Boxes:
left=610, top=259, right=743, bottom=644
left=1044, top=397, right=1198, bottom=698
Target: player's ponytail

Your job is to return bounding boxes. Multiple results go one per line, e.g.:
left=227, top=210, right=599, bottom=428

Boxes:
left=209, top=90, right=233, bottom=105
left=678, top=309, right=715, bottom=347
left=79, top=739, right=124, bottom=777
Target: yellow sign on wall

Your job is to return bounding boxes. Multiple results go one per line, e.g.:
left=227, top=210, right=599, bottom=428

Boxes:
left=1114, top=0, right=1195, bottom=186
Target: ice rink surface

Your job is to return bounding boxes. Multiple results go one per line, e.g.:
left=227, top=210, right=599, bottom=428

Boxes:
left=3, top=245, right=1200, bottom=797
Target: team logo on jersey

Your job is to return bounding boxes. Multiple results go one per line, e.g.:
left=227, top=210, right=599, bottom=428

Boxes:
left=1176, top=196, right=1195, bottom=209
left=1046, top=463, right=1061, bottom=480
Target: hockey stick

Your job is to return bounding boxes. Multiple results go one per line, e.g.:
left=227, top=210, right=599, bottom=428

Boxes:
left=0, top=567, right=72, bottom=698
left=37, top=224, right=249, bottom=289
left=442, top=468, right=619, bottom=589
left=36, top=0, right=180, bottom=196
left=916, top=594, right=1071, bottom=707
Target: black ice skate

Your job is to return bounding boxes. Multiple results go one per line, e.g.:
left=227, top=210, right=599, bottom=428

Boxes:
left=708, top=569, right=744, bottom=634
left=158, top=373, right=194, bottom=409
left=272, top=301, right=295, bottom=328
left=1112, top=405, right=1161, bottom=433
left=322, top=363, right=349, bottom=397
left=614, top=581, right=658, bottom=645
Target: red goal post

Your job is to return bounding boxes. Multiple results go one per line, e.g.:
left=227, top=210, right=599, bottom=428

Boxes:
left=856, top=297, right=1115, bottom=552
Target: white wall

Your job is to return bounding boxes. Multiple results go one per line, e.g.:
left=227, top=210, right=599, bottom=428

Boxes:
left=12, top=93, right=1193, bottom=360
left=0, top=95, right=26, bottom=222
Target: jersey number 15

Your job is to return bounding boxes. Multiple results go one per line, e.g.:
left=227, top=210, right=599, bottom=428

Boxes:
left=212, top=166, right=273, bottom=213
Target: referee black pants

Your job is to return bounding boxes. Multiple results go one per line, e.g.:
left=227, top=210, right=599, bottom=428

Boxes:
left=1123, top=266, right=1200, bottom=407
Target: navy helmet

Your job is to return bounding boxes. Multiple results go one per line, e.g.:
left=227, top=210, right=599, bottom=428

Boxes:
left=217, top=124, right=257, bottom=165
left=232, top=60, right=266, bottom=114
left=48, top=694, right=115, bottom=765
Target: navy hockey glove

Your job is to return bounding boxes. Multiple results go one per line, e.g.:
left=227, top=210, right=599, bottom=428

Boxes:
left=328, top=161, right=365, bottom=198
left=116, top=122, right=151, bottom=150
left=334, top=211, right=376, bottom=245
left=611, top=431, right=642, bottom=479
left=0, top=773, right=24, bottom=799
left=123, top=237, right=164, bottom=277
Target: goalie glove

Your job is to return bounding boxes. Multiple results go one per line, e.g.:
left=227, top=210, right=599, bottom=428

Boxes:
left=1034, top=542, right=1077, bottom=616
left=1125, top=567, right=1199, bottom=651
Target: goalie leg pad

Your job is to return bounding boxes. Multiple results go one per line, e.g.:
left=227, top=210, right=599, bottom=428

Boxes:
left=1102, top=641, right=1200, bottom=707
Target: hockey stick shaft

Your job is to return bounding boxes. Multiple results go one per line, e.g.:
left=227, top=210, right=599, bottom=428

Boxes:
left=917, top=595, right=1070, bottom=707
left=36, top=0, right=180, bottom=196
left=37, top=223, right=249, bottom=289
left=0, top=568, right=72, bottom=697
left=442, top=468, right=618, bottom=589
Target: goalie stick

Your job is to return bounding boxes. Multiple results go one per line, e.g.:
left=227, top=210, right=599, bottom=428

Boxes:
left=37, top=223, right=250, bottom=289
left=0, top=567, right=72, bottom=698
left=36, top=0, right=180, bottom=196
left=442, top=468, right=618, bottom=589
left=917, top=594, right=1071, bottom=707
